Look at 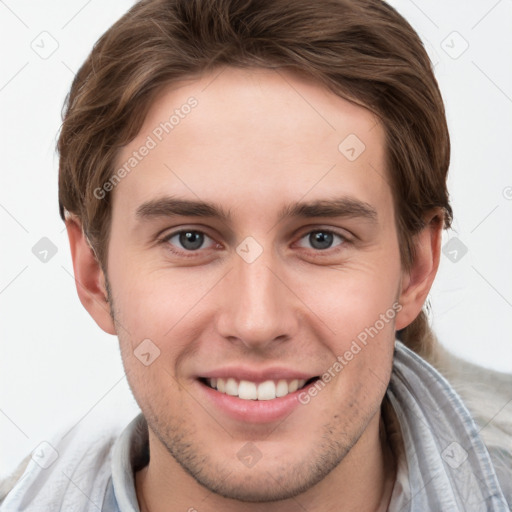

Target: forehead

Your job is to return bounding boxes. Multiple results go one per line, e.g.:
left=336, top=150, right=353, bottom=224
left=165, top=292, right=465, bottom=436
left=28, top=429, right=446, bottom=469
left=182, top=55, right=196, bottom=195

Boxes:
left=111, top=66, right=391, bottom=225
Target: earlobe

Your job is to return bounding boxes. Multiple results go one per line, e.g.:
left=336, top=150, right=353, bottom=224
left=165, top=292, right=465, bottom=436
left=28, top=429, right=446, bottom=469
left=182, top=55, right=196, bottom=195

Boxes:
left=66, top=217, right=117, bottom=335
left=395, top=212, right=443, bottom=331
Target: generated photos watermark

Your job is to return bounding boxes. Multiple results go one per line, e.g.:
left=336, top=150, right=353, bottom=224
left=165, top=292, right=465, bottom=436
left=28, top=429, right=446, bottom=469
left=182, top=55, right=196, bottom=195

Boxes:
left=298, top=301, right=402, bottom=405
left=93, top=96, right=198, bottom=200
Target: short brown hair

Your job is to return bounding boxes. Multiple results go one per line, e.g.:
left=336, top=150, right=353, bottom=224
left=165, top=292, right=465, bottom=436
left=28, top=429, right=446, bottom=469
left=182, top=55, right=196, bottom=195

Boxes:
left=58, top=0, right=452, bottom=360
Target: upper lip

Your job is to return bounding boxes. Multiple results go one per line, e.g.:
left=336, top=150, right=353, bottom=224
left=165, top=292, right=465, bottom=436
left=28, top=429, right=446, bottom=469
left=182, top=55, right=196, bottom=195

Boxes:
left=198, top=367, right=318, bottom=383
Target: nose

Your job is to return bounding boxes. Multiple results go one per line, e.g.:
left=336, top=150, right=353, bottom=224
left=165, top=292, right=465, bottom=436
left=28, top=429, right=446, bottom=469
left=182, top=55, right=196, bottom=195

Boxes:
left=215, top=243, right=299, bottom=352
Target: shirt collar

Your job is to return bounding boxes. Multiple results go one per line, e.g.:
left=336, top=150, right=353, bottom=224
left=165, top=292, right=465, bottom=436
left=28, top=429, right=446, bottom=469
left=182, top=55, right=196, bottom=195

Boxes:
left=110, top=340, right=509, bottom=511
left=385, top=340, right=508, bottom=511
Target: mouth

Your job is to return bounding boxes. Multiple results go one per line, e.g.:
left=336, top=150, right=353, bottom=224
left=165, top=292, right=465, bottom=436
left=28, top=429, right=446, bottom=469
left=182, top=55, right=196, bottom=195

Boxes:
left=199, top=376, right=319, bottom=401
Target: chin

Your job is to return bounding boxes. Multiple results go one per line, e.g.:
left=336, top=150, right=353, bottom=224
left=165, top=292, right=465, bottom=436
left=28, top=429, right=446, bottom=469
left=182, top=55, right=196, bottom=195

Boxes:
left=188, top=465, right=324, bottom=503
left=168, top=434, right=349, bottom=504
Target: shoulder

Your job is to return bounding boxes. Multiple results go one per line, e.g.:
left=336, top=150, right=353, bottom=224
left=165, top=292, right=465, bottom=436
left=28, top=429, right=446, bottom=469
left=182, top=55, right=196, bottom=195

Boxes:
left=0, top=454, right=32, bottom=504
left=0, top=414, right=134, bottom=510
left=432, top=343, right=512, bottom=445
left=431, top=344, right=512, bottom=502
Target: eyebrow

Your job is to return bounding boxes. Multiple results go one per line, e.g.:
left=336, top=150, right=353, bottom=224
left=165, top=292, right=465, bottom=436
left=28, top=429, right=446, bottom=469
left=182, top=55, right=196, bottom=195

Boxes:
left=135, top=196, right=378, bottom=224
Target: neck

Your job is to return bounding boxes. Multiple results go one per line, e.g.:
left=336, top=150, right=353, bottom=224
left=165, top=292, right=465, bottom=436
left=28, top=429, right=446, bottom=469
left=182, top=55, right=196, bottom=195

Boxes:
left=135, top=411, right=396, bottom=512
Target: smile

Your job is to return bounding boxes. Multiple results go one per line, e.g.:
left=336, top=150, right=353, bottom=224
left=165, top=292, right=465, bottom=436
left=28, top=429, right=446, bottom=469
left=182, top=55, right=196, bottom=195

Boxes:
left=203, top=377, right=316, bottom=400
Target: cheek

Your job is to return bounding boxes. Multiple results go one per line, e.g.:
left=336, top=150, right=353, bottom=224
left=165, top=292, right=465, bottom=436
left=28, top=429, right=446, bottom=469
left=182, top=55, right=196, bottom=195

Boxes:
left=111, top=270, right=211, bottom=386
left=311, top=264, right=401, bottom=329
left=110, top=265, right=204, bottom=334
left=305, top=266, right=400, bottom=385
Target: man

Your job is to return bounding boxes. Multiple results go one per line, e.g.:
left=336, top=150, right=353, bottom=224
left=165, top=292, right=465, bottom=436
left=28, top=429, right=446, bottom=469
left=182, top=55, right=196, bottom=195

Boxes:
left=1, top=0, right=510, bottom=510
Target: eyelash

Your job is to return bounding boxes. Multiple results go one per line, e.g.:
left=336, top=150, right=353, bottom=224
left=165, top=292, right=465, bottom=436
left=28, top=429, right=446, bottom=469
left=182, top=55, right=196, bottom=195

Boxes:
left=158, top=227, right=351, bottom=259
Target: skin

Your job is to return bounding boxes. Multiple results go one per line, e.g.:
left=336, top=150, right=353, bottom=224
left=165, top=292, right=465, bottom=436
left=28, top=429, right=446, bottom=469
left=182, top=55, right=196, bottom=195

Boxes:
left=67, top=66, right=442, bottom=511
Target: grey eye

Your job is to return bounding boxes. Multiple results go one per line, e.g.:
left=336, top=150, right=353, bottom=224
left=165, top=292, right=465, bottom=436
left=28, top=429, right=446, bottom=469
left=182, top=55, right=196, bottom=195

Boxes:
left=298, top=230, right=344, bottom=251
left=167, top=230, right=214, bottom=251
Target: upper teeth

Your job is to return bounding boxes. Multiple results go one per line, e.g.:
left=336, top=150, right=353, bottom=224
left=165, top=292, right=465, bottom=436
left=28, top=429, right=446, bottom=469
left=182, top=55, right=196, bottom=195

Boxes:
left=207, top=378, right=307, bottom=400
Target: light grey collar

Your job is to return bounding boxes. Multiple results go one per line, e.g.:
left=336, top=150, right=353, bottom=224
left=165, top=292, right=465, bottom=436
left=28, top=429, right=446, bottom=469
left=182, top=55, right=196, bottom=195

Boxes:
left=110, top=340, right=510, bottom=511
left=385, top=340, right=509, bottom=511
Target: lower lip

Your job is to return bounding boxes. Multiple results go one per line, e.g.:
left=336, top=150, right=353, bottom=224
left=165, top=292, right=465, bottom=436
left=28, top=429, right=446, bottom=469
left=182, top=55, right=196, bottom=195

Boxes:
left=197, top=380, right=314, bottom=424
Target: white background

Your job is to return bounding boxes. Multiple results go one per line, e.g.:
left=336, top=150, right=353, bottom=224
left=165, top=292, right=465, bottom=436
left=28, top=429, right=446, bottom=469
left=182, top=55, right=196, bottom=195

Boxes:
left=1, top=0, right=511, bottom=479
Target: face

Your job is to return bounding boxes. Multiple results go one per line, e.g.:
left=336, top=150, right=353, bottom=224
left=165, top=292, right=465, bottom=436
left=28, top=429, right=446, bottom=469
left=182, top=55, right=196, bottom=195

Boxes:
left=105, top=67, right=404, bottom=501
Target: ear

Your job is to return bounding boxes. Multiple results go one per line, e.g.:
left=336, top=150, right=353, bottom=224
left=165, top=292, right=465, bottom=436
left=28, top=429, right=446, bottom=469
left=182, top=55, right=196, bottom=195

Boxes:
left=65, top=217, right=116, bottom=335
left=395, top=211, right=443, bottom=331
